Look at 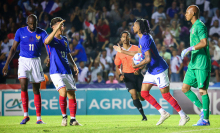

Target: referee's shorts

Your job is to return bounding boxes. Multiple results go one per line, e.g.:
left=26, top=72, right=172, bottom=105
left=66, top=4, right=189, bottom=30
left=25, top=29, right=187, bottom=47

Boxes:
left=123, top=73, right=143, bottom=92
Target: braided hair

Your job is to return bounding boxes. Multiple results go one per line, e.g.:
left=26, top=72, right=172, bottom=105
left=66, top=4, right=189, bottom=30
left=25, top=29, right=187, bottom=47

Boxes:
left=135, top=19, right=151, bottom=34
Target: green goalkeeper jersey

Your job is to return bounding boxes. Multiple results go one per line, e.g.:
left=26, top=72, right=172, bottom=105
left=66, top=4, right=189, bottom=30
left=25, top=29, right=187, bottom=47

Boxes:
left=188, top=19, right=211, bottom=71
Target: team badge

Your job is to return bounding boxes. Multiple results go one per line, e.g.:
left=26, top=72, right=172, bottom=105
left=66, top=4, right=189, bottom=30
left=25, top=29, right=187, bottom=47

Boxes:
left=140, top=45, right=142, bottom=49
left=64, top=41, right=67, bottom=47
left=18, top=73, right=20, bottom=76
left=56, top=84, right=58, bottom=87
left=36, top=35, right=41, bottom=41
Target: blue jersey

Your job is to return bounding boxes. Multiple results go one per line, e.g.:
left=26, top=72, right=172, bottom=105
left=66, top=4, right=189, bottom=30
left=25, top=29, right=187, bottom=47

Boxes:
left=139, top=34, right=168, bottom=75
left=45, top=36, right=72, bottom=74
left=74, top=43, right=87, bottom=63
left=14, top=26, right=47, bottom=58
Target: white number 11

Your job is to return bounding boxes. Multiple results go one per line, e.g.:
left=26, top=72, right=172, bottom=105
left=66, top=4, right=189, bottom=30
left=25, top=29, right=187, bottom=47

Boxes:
left=29, top=44, right=34, bottom=51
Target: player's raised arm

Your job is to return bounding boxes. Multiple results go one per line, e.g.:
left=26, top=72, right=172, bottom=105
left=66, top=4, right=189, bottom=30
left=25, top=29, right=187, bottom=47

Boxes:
left=2, top=40, right=19, bottom=76
left=44, top=19, right=66, bottom=44
left=113, top=43, right=139, bottom=56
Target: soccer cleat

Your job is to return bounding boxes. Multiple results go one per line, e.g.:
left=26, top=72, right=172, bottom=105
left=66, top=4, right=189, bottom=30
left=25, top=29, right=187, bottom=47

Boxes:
left=142, top=116, right=147, bottom=121
left=156, top=112, right=170, bottom=126
left=193, top=119, right=210, bottom=126
left=36, top=120, right=46, bottom=124
left=70, top=119, right=82, bottom=126
left=61, top=116, right=67, bottom=126
left=179, top=115, right=190, bottom=126
left=20, top=116, right=30, bottom=124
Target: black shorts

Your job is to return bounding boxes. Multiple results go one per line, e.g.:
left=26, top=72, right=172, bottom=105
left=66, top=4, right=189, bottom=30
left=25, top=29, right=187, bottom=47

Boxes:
left=123, top=73, right=143, bottom=92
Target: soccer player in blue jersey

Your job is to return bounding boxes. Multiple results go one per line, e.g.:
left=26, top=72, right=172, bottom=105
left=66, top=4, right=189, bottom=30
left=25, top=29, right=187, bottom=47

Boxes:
left=2, top=14, right=47, bottom=124
left=113, top=19, right=189, bottom=126
left=44, top=17, right=81, bottom=126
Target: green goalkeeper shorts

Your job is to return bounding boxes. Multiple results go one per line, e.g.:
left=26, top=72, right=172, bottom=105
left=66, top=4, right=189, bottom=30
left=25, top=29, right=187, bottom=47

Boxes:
left=183, top=69, right=210, bottom=89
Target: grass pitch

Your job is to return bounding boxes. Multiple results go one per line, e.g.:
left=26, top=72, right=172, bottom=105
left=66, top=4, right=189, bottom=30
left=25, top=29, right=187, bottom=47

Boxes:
left=0, top=115, right=220, bottom=133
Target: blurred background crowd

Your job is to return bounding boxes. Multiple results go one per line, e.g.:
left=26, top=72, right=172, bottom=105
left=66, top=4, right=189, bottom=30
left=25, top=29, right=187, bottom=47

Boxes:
left=0, top=0, right=220, bottom=88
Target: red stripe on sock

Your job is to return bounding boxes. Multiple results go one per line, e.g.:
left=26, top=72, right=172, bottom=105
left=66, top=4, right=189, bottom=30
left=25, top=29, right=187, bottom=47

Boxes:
left=69, top=99, right=77, bottom=117
left=162, top=92, right=181, bottom=112
left=141, top=91, right=162, bottom=110
left=21, top=91, right=29, bottom=113
left=59, top=95, right=67, bottom=115
left=34, top=94, right=41, bottom=116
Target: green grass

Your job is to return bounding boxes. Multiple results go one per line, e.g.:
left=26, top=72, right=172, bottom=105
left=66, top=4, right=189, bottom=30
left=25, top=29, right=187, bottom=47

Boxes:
left=0, top=115, right=220, bottom=133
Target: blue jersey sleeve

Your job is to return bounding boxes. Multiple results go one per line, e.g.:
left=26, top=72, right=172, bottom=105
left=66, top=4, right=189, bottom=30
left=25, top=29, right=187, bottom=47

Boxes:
left=41, top=30, right=48, bottom=43
left=43, top=35, right=49, bottom=45
left=141, top=35, right=152, bottom=54
left=14, top=29, right=21, bottom=42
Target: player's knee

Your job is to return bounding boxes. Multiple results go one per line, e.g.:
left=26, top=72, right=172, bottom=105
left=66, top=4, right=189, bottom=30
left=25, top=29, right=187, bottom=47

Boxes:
left=59, top=88, right=67, bottom=97
left=141, top=91, right=149, bottom=98
left=131, top=93, right=138, bottom=100
left=67, top=91, right=76, bottom=99
left=20, top=84, right=28, bottom=91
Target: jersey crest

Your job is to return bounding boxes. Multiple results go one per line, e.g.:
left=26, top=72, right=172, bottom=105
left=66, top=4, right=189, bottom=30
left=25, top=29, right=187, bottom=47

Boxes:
left=64, top=41, right=68, bottom=47
left=36, top=35, right=41, bottom=41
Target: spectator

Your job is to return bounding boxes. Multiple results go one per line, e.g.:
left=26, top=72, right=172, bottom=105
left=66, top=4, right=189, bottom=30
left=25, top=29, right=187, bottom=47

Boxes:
left=195, top=0, right=205, bottom=13
left=101, top=6, right=110, bottom=20
left=106, top=72, right=118, bottom=84
left=96, top=18, right=110, bottom=50
left=178, top=3, right=186, bottom=20
left=170, top=19, right=181, bottom=42
left=39, top=12, right=50, bottom=32
left=7, top=17, right=14, bottom=29
left=100, top=49, right=112, bottom=71
left=0, top=14, right=5, bottom=29
left=66, top=26, right=76, bottom=41
left=160, top=45, right=171, bottom=64
left=162, top=25, right=174, bottom=48
left=70, top=6, right=83, bottom=31
left=152, top=17, right=165, bottom=41
left=151, top=5, right=166, bottom=26
left=153, top=0, right=166, bottom=12
left=177, top=41, right=186, bottom=55
left=170, top=49, right=183, bottom=82
left=1, top=35, right=10, bottom=57
left=110, top=3, right=122, bottom=24
left=93, top=72, right=105, bottom=84
left=89, top=56, right=105, bottom=82
left=132, top=2, right=148, bottom=19
left=211, top=9, right=220, bottom=26
left=86, top=5, right=96, bottom=25
left=78, top=62, right=90, bottom=84
left=211, top=33, right=219, bottom=45
left=70, top=38, right=87, bottom=65
left=116, top=20, right=127, bottom=35
left=209, top=20, right=220, bottom=36
left=102, top=41, right=117, bottom=59
left=166, top=1, right=179, bottom=21
left=156, top=43, right=162, bottom=52
left=210, top=60, right=220, bottom=82
left=122, top=5, right=131, bottom=20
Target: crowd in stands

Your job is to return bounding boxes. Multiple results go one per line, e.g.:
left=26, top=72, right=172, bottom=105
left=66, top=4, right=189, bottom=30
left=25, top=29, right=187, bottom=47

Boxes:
left=0, top=0, right=220, bottom=87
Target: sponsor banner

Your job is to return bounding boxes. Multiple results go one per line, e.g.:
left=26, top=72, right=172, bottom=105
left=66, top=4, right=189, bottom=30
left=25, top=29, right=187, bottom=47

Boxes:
left=2, top=90, right=86, bottom=116
left=86, top=90, right=173, bottom=115
left=173, top=89, right=220, bottom=114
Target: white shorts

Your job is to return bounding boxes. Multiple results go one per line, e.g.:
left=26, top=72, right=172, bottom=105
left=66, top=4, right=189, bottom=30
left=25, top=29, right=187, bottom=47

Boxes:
left=143, top=69, right=170, bottom=89
left=18, top=56, right=45, bottom=83
left=50, top=74, right=76, bottom=91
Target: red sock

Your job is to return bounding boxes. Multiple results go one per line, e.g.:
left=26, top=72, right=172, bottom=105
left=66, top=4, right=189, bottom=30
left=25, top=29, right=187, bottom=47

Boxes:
left=59, top=95, right=67, bottom=115
left=21, top=91, right=29, bottom=114
left=34, top=94, right=41, bottom=117
left=141, top=91, right=162, bottom=110
left=162, top=92, right=181, bottom=112
left=69, top=99, right=77, bottom=118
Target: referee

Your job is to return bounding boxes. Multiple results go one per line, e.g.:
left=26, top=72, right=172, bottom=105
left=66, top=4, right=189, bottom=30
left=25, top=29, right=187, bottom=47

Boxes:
left=115, top=31, right=147, bottom=121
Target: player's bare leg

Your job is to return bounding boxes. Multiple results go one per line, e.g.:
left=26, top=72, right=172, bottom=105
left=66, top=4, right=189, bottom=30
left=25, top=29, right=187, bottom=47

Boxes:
left=129, top=89, right=147, bottom=121
left=140, top=83, right=169, bottom=125
left=67, top=90, right=81, bottom=126
left=59, top=87, right=68, bottom=126
left=19, top=78, right=30, bottom=124
left=161, top=86, right=189, bottom=126
left=33, top=83, right=45, bottom=124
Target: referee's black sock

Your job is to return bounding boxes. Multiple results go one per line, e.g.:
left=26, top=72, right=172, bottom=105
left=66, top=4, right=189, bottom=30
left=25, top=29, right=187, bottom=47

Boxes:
left=133, top=99, right=146, bottom=118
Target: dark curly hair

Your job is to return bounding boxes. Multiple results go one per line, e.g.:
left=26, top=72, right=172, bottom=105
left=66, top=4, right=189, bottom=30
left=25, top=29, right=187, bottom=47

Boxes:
left=135, top=19, right=151, bottom=34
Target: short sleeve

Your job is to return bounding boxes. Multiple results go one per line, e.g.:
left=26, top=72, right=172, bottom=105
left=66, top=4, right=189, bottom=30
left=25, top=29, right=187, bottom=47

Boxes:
left=114, top=53, right=122, bottom=66
left=141, top=35, right=152, bottom=54
left=41, top=30, right=48, bottom=42
left=14, top=29, right=20, bottom=42
left=197, top=25, right=207, bottom=41
left=43, top=35, right=49, bottom=45
left=75, top=44, right=81, bottom=50
left=151, top=13, right=155, bottom=19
